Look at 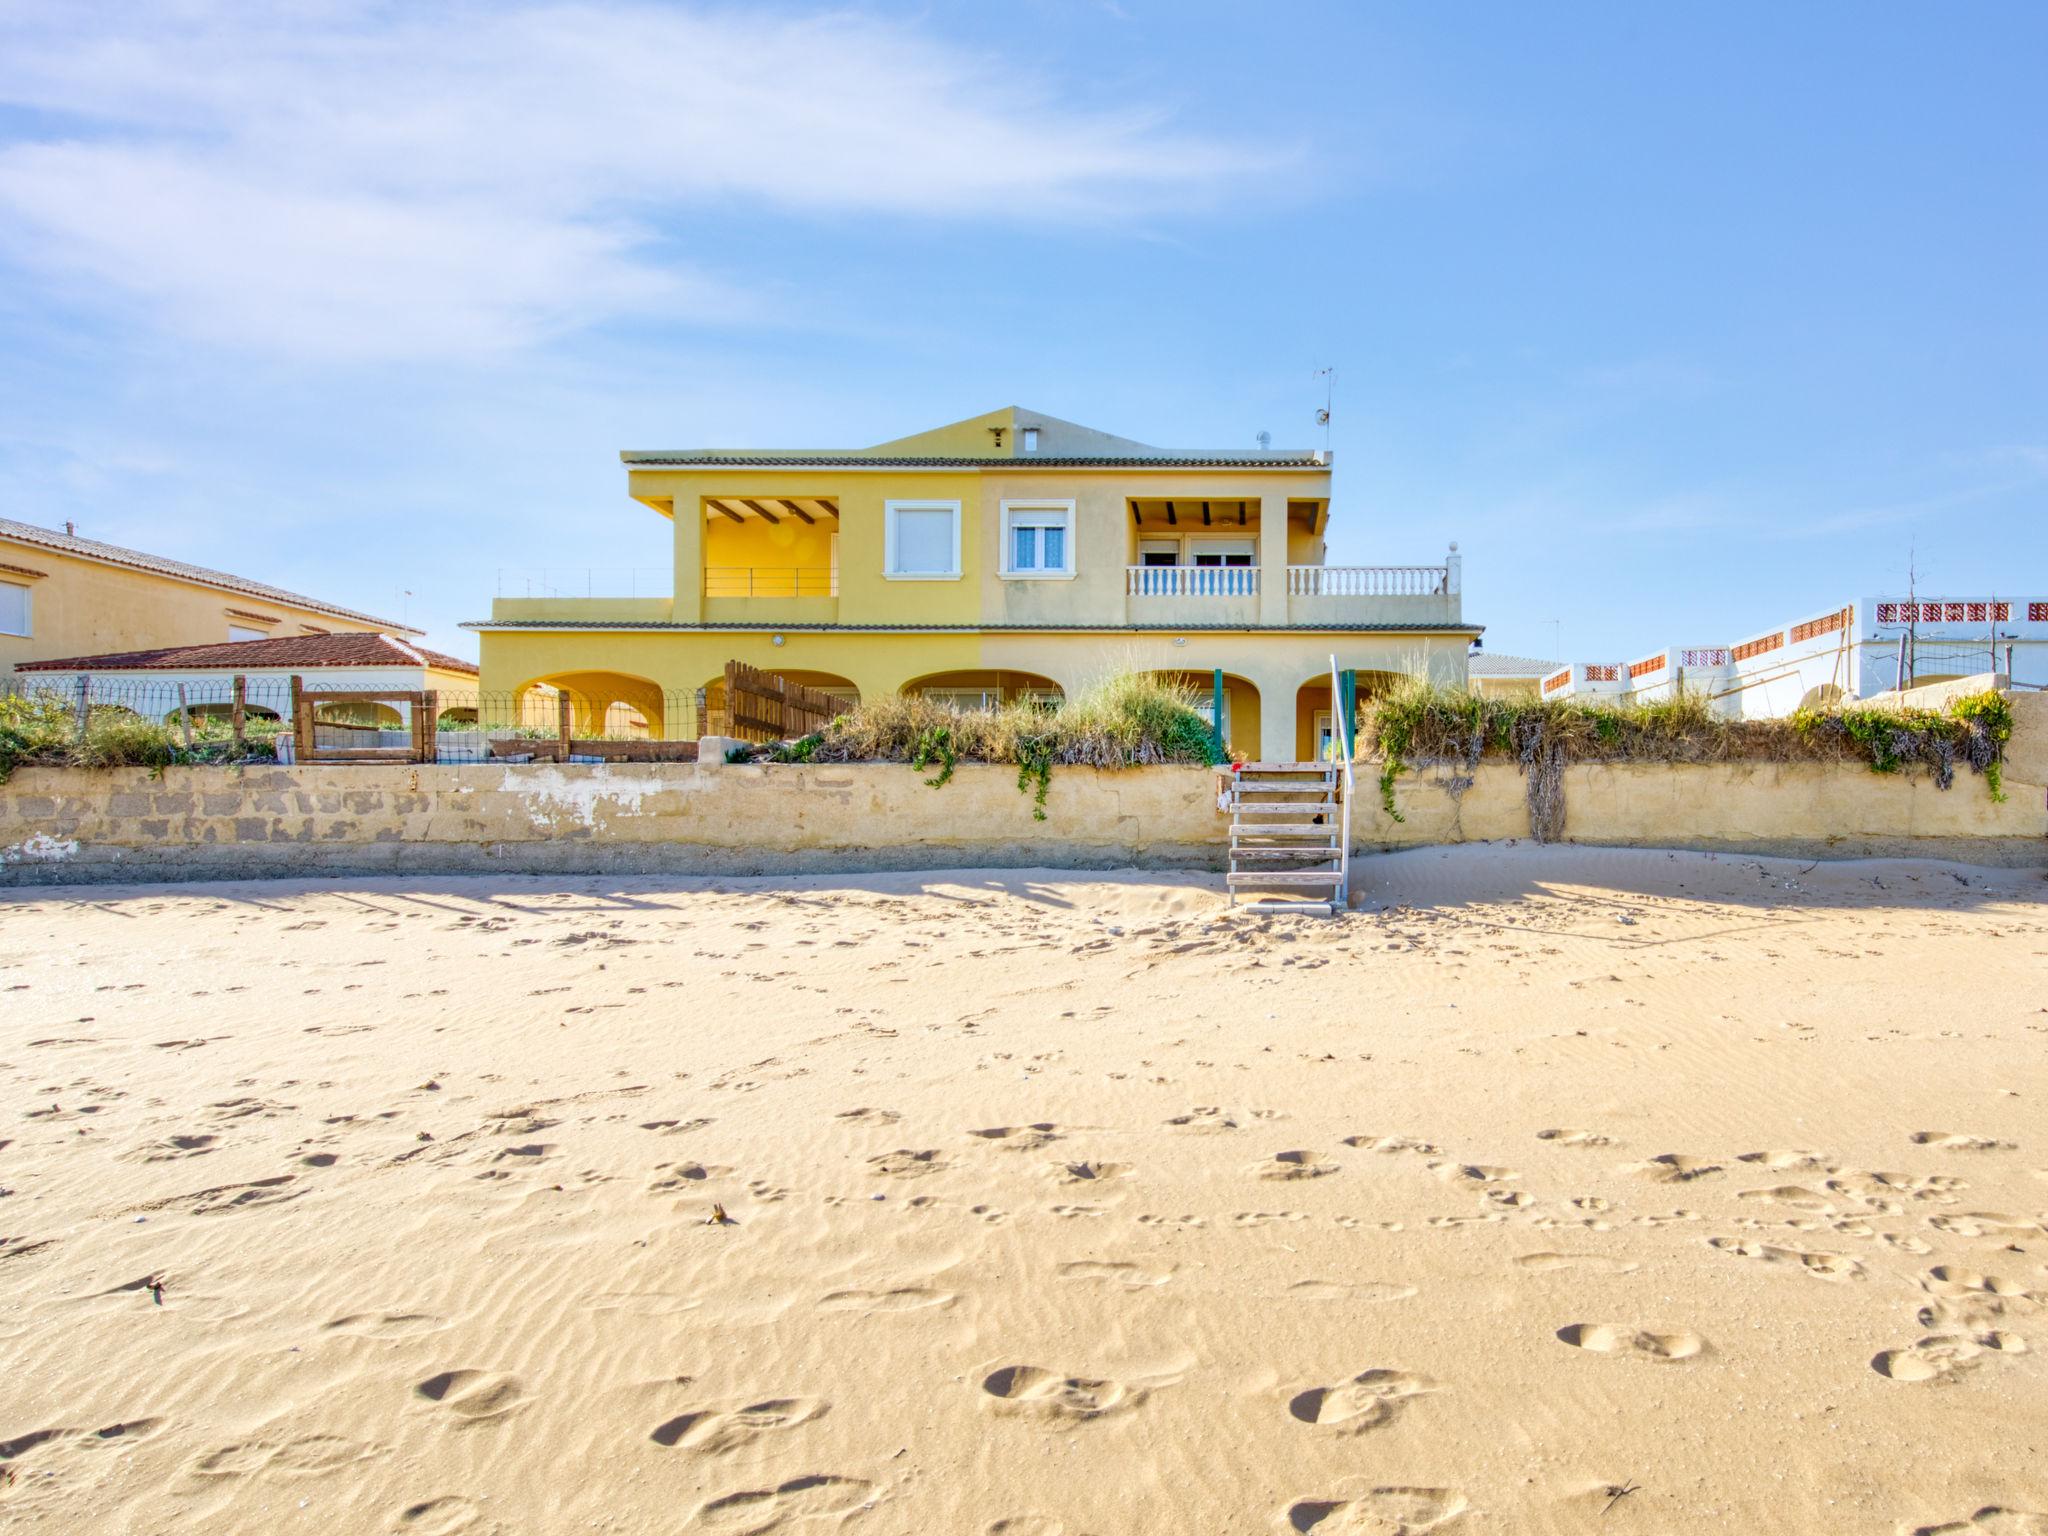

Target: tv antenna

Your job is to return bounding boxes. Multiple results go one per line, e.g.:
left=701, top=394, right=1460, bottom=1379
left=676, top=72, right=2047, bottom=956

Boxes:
left=1314, top=366, right=1335, bottom=451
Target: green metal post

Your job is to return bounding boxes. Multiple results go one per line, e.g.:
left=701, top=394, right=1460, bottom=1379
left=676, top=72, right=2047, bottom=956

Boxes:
left=1211, top=668, right=1225, bottom=762
left=1340, top=669, right=1358, bottom=757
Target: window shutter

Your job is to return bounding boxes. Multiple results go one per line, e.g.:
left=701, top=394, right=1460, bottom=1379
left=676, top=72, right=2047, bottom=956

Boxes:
left=893, top=508, right=955, bottom=574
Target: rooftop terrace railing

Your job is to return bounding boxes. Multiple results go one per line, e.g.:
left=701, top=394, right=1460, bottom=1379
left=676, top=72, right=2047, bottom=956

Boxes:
left=703, top=566, right=838, bottom=598
left=495, top=568, right=672, bottom=599
left=1286, top=564, right=1450, bottom=597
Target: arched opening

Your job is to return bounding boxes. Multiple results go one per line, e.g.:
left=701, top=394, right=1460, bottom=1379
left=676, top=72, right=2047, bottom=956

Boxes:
left=1141, top=670, right=1258, bottom=758
left=1797, top=684, right=1846, bottom=713
left=515, top=671, right=667, bottom=738
left=174, top=702, right=283, bottom=727
left=901, top=670, right=1063, bottom=711
left=1295, top=669, right=1406, bottom=761
left=436, top=705, right=480, bottom=729
left=701, top=670, right=860, bottom=730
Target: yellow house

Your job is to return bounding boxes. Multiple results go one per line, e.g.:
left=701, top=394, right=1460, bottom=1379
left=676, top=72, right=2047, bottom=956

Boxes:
left=2, top=516, right=416, bottom=678
left=469, top=408, right=1480, bottom=761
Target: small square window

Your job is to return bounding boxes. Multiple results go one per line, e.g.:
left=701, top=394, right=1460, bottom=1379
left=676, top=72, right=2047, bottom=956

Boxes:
left=1000, top=501, right=1075, bottom=578
left=0, top=580, right=29, bottom=637
left=885, top=501, right=962, bottom=579
left=227, top=624, right=269, bottom=642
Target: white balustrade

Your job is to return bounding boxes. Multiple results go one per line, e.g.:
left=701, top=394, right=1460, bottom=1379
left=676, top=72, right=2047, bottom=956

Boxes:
left=1284, top=565, right=1449, bottom=597
left=1125, top=565, right=1260, bottom=598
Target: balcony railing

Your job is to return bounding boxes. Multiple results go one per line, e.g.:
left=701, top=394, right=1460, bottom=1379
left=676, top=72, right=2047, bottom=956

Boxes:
left=1286, top=564, right=1449, bottom=597
left=1125, top=565, right=1260, bottom=597
left=704, top=566, right=838, bottom=598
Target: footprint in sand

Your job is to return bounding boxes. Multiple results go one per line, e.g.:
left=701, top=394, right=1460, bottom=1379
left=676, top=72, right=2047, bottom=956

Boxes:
left=638, top=1117, right=713, bottom=1136
left=324, top=1311, right=445, bottom=1338
left=1166, top=1107, right=1242, bottom=1134
left=1536, top=1128, right=1612, bottom=1147
left=1736, top=1184, right=1837, bottom=1213
left=1286, top=1279, right=1418, bottom=1302
left=1828, top=1170, right=1967, bottom=1208
left=1738, top=1149, right=1830, bottom=1171
left=1924, top=1265, right=2036, bottom=1300
left=1057, top=1259, right=1173, bottom=1289
left=1911, top=1132, right=2015, bottom=1152
left=1514, top=1252, right=1638, bottom=1275
left=1287, top=1369, right=1435, bottom=1432
left=652, top=1397, right=827, bottom=1452
left=1055, top=1160, right=1131, bottom=1184
left=837, top=1107, right=901, bottom=1126
left=1633, top=1154, right=1723, bottom=1184
left=817, top=1286, right=956, bottom=1313
left=1429, top=1161, right=1517, bottom=1186
left=1283, top=1485, right=1467, bottom=1534
left=986, top=1520, right=1068, bottom=1536
left=868, top=1149, right=950, bottom=1178
left=646, top=1161, right=733, bottom=1191
left=1871, top=1332, right=2026, bottom=1383
left=1259, top=1150, right=1338, bottom=1182
left=393, top=1495, right=481, bottom=1533
left=414, top=1370, right=529, bottom=1424
left=189, top=1434, right=380, bottom=1477
left=123, top=1133, right=219, bottom=1163
left=1928, top=1213, right=2045, bottom=1241
left=1236, top=1211, right=1307, bottom=1226
left=1555, top=1323, right=1705, bottom=1361
left=696, top=1474, right=873, bottom=1529
left=980, top=1365, right=1145, bottom=1423
left=1908, top=1509, right=2048, bottom=1535
left=1706, top=1238, right=1865, bottom=1281
left=970, top=1124, right=1063, bottom=1150
left=1341, top=1134, right=1441, bottom=1156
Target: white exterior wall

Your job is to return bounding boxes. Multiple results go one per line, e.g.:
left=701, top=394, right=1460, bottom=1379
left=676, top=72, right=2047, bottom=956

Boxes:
left=1553, top=594, right=2046, bottom=719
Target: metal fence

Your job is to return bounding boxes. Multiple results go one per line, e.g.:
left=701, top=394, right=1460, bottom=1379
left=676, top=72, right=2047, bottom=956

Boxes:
left=2, top=677, right=703, bottom=764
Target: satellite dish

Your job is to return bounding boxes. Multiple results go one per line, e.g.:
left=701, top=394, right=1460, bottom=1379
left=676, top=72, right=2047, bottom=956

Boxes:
left=1315, top=408, right=1330, bottom=426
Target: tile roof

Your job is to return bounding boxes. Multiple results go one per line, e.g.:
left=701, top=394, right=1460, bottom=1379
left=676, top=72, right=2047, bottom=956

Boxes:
left=17, top=633, right=478, bottom=675
left=1468, top=651, right=1562, bottom=677
left=620, top=453, right=1329, bottom=469
left=0, top=517, right=419, bottom=634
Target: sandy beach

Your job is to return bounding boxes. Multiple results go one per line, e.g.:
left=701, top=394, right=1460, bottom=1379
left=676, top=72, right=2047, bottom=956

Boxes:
left=2, top=846, right=2045, bottom=1534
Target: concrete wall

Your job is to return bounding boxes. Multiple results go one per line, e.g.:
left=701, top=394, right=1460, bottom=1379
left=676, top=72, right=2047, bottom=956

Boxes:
left=3, top=724, right=2042, bottom=884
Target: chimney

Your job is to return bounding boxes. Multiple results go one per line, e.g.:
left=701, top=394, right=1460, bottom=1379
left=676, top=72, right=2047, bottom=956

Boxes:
left=65, top=521, right=76, bottom=536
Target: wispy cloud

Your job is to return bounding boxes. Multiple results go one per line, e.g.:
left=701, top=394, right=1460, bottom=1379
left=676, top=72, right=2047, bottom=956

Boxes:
left=0, top=1, right=1280, bottom=361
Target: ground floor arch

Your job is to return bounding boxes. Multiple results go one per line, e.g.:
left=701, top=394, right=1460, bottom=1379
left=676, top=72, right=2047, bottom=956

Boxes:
left=1292, top=668, right=1407, bottom=760
left=1141, top=670, right=1259, bottom=759
left=1797, top=683, right=1846, bottom=713
left=900, top=670, right=1063, bottom=710
left=515, top=670, right=666, bottom=737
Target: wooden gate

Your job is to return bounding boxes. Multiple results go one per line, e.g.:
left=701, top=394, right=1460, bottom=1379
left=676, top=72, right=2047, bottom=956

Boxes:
left=724, top=661, right=837, bottom=742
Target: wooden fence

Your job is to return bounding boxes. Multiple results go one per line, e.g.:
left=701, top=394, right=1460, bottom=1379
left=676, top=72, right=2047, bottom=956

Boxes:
left=292, top=677, right=439, bottom=764
left=723, top=661, right=838, bottom=742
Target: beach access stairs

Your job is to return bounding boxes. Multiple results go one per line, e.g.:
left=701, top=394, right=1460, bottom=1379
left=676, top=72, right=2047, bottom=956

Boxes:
left=1223, top=759, right=1353, bottom=915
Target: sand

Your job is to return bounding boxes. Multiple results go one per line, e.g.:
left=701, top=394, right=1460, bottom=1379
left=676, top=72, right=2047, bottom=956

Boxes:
left=1, top=846, right=2045, bottom=1535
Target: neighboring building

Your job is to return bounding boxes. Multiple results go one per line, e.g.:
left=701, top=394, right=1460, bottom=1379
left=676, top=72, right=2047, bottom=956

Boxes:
left=1542, top=594, right=2047, bottom=717
left=0, top=517, right=417, bottom=678
left=1467, top=650, right=1561, bottom=700
left=11, top=634, right=479, bottom=727
left=466, top=407, right=1480, bottom=760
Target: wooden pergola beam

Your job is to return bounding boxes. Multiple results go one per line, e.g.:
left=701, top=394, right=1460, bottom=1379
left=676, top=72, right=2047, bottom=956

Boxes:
left=740, top=499, right=782, bottom=525
left=712, top=500, right=746, bottom=525
left=1201, top=501, right=1212, bottom=525
left=777, top=499, right=815, bottom=524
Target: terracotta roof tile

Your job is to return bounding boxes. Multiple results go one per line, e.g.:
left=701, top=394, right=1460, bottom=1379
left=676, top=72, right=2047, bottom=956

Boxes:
left=17, top=634, right=478, bottom=675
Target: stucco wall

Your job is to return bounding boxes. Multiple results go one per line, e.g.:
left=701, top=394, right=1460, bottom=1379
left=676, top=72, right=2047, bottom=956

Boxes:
left=2, top=740, right=2041, bottom=885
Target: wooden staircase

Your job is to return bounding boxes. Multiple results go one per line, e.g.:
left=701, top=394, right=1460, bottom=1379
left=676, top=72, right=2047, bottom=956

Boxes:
left=1223, top=761, right=1351, bottom=915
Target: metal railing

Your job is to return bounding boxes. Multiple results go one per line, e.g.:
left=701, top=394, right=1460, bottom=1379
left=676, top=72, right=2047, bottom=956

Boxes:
left=1287, top=564, right=1449, bottom=597
left=703, top=566, right=838, bottom=598
left=495, top=568, right=672, bottom=599
left=1126, top=565, right=1260, bottom=597
left=3, top=677, right=702, bottom=764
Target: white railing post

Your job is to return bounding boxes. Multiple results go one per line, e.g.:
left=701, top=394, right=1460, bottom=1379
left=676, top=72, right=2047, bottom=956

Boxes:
left=1445, top=542, right=1461, bottom=598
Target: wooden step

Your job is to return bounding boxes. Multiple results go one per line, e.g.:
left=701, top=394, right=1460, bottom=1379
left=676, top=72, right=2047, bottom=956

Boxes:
left=1227, top=870, right=1345, bottom=886
left=1227, top=798, right=1334, bottom=810
left=1232, top=900, right=1335, bottom=914
left=1236, top=762, right=1339, bottom=773
left=1233, top=780, right=1335, bottom=791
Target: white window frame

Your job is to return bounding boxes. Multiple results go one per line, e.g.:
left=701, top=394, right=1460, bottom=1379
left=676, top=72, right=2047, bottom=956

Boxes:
left=999, top=499, right=1076, bottom=580
left=0, top=579, right=30, bottom=637
left=227, top=624, right=269, bottom=643
left=883, top=499, right=963, bottom=580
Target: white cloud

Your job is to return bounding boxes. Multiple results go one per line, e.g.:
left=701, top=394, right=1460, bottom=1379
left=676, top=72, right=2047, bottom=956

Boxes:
left=0, top=1, right=1279, bottom=361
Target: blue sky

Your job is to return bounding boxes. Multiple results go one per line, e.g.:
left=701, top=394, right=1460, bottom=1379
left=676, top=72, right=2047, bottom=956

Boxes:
left=1, top=1, right=2042, bottom=663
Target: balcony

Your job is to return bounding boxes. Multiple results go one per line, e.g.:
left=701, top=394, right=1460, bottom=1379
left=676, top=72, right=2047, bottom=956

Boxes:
left=702, top=565, right=838, bottom=623
left=1287, top=562, right=1458, bottom=626
left=490, top=567, right=672, bottom=624
left=1125, top=564, right=1260, bottom=624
